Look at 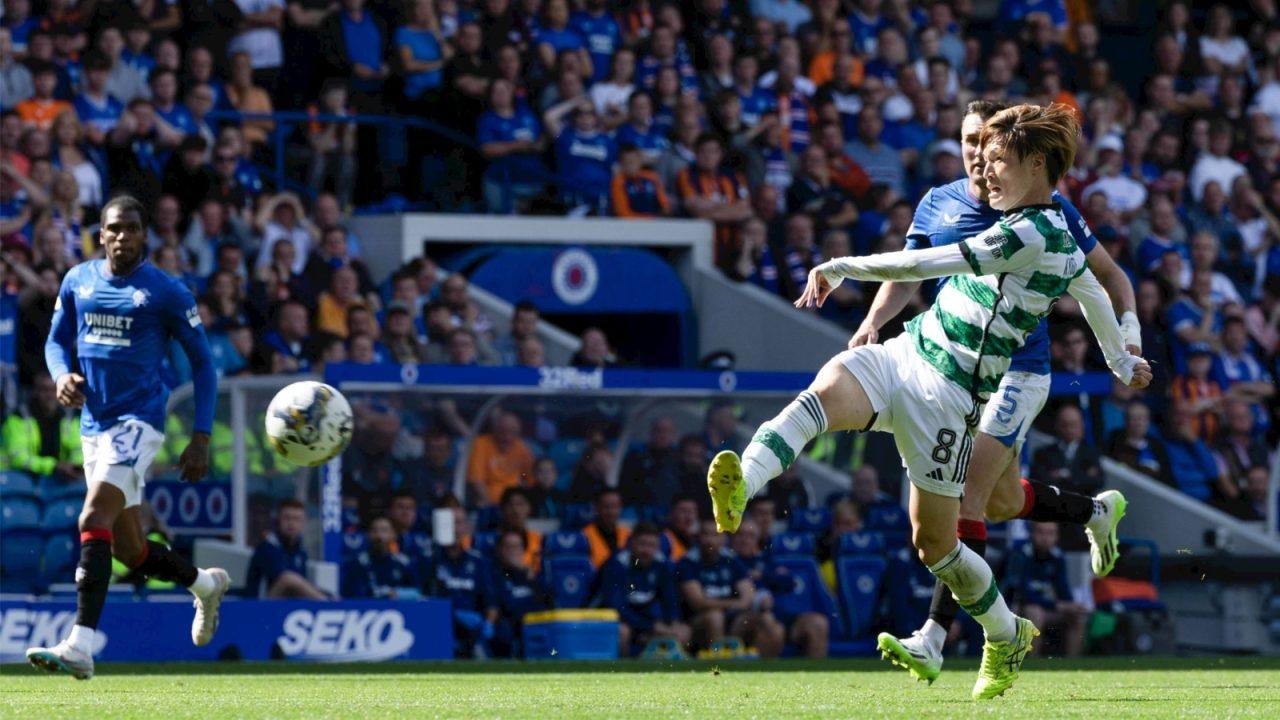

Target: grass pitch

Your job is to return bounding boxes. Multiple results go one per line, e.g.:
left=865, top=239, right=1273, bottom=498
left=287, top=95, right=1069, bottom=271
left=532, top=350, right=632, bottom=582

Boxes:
left=2, top=656, right=1277, bottom=719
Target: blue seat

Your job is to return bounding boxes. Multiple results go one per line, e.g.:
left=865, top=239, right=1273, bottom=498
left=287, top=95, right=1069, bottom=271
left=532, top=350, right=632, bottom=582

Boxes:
left=543, top=531, right=590, bottom=556
left=1, top=492, right=42, bottom=529
left=548, top=438, right=588, bottom=477
left=41, top=497, right=82, bottom=531
left=788, top=508, right=832, bottom=535
left=883, top=547, right=936, bottom=636
left=37, top=475, right=85, bottom=501
left=837, top=531, right=886, bottom=557
left=543, top=554, right=595, bottom=608
left=473, top=506, right=501, bottom=532
left=0, top=471, right=36, bottom=496
left=472, top=531, right=498, bottom=556
left=770, top=532, right=817, bottom=558
left=834, top=555, right=887, bottom=639
left=769, top=555, right=840, bottom=632
left=560, top=503, right=593, bottom=530
left=864, top=505, right=911, bottom=549
left=42, top=532, right=79, bottom=583
left=0, top=528, right=46, bottom=593
left=342, top=531, right=368, bottom=560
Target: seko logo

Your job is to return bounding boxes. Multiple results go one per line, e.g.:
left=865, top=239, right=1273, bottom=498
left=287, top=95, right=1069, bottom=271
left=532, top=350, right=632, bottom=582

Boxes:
left=0, top=609, right=107, bottom=662
left=276, top=609, right=414, bottom=662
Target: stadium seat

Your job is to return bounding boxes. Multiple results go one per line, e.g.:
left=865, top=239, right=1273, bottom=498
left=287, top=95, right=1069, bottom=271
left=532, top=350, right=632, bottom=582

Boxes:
left=0, top=471, right=36, bottom=496
left=769, top=554, right=840, bottom=634
left=1, top=492, right=42, bottom=530
left=41, top=532, right=79, bottom=585
left=769, top=532, right=817, bottom=558
left=560, top=503, right=593, bottom=530
left=864, top=506, right=911, bottom=549
left=548, top=438, right=588, bottom=477
left=543, top=531, right=590, bottom=556
left=41, top=497, right=82, bottom=531
left=883, top=547, right=936, bottom=637
left=833, top=555, right=887, bottom=640
left=837, top=531, right=886, bottom=558
left=342, top=531, right=368, bottom=560
left=787, top=508, right=832, bottom=534
left=0, top=528, right=46, bottom=593
left=37, top=475, right=85, bottom=501
left=541, top=531, right=593, bottom=608
left=472, top=531, right=498, bottom=556
left=474, top=506, right=501, bottom=531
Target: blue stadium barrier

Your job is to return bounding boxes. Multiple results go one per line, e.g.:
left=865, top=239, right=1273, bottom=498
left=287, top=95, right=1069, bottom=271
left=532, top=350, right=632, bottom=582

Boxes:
left=833, top=555, right=887, bottom=641
left=0, top=471, right=35, bottom=496
left=0, top=598, right=454, bottom=662
left=0, top=528, right=46, bottom=593
left=788, top=508, right=833, bottom=535
left=1, top=492, right=42, bottom=530
left=837, top=531, right=886, bottom=557
left=40, top=497, right=81, bottom=532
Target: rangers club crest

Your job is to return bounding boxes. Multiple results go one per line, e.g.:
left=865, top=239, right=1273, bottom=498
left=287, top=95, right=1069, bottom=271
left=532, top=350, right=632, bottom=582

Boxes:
left=132, top=289, right=150, bottom=307
left=552, top=249, right=598, bottom=306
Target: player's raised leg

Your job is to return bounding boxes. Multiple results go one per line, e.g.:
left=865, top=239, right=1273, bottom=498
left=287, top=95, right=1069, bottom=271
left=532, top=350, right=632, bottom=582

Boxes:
left=709, top=356, right=875, bottom=532
left=26, top=469, right=122, bottom=680
left=112, top=505, right=230, bottom=646
left=987, top=473, right=1128, bottom=577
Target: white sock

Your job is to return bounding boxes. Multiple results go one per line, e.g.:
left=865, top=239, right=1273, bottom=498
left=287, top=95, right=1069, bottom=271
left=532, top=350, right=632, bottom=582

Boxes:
left=742, top=390, right=828, bottom=498
left=929, top=542, right=1017, bottom=642
left=68, top=624, right=95, bottom=655
left=920, top=618, right=947, bottom=651
left=189, top=568, right=217, bottom=599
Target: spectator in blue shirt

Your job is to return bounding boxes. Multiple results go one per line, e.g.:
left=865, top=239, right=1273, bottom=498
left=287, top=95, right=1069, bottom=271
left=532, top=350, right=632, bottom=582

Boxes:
left=676, top=522, right=785, bottom=656
left=1002, top=522, right=1087, bottom=657
left=614, top=91, right=669, bottom=165
left=571, top=0, right=622, bottom=83
left=73, top=51, right=126, bottom=148
left=396, top=0, right=449, bottom=107
left=490, top=528, right=552, bottom=658
left=244, top=499, right=328, bottom=599
left=545, top=95, right=616, bottom=212
left=341, top=516, right=422, bottom=599
left=599, top=522, right=690, bottom=656
left=536, top=0, right=592, bottom=79
left=478, top=77, right=548, bottom=213
left=732, top=54, right=775, bottom=130
left=730, top=519, right=831, bottom=658
left=636, top=24, right=696, bottom=93
left=1164, top=401, right=1231, bottom=502
left=388, top=490, right=433, bottom=571
left=1168, top=270, right=1224, bottom=374
left=426, top=505, right=498, bottom=657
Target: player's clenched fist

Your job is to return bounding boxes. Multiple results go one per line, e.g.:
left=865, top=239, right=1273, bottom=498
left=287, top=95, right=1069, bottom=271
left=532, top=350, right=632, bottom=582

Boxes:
left=1128, top=357, right=1153, bottom=389
left=54, top=373, right=86, bottom=409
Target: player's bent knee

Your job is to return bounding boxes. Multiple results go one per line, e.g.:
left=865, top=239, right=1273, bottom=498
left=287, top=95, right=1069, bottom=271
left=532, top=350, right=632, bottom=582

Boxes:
left=810, top=359, right=873, bottom=432
left=912, top=527, right=954, bottom=566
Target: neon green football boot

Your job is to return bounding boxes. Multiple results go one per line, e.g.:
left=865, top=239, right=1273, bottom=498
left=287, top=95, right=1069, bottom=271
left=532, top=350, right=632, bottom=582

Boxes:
left=707, top=450, right=747, bottom=533
left=1086, top=490, right=1127, bottom=576
left=972, top=616, right=1039, bottom=700
left=877, top=631, right=942, bottom=684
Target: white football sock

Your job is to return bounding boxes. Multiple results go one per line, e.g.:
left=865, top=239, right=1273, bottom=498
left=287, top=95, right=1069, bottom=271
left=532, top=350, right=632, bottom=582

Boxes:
left=189, top=568, right=217, bottom=599
left=920, top=618, right=947, bottom=651
left=742, top=390, right=828, bottom=498
left=68, top=624, right=95, bottom=655
left=929, top=541, right=1016, bottom=642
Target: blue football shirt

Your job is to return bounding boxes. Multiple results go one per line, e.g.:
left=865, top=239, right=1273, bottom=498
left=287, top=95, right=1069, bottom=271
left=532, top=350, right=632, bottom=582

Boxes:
left=905, top=179, right=1098, bottom=375
left=46, top=259, right=216, bottom=435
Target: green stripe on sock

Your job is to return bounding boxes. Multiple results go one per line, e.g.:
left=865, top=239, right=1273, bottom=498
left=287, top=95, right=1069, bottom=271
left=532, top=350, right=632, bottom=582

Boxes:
left=960, top=578, right=1001, bottom=617
left=752, top=428, right=795, bottom=470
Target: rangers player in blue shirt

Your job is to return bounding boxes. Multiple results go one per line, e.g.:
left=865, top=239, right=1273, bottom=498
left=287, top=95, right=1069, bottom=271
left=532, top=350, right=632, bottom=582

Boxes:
left=27, top=195, right=229, bottom=681
left=857, top=101, right=1140, bottom=683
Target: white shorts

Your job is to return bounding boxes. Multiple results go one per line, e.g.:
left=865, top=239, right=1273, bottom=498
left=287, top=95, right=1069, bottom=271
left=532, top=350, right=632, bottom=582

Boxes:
left=977, top=371, right=1052, bottom=452
left=837, top=335, right=980, bottom=498
left=82, top=419, right=165, bottom=508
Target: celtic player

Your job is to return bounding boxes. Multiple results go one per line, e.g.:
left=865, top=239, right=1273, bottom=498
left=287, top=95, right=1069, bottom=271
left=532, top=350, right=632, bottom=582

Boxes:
left=707, top=104, right=1152, bottom=700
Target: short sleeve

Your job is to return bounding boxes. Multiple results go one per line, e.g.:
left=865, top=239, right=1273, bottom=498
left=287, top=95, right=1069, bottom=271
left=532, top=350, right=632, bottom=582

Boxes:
left=904, top=189, right=935, bottom=250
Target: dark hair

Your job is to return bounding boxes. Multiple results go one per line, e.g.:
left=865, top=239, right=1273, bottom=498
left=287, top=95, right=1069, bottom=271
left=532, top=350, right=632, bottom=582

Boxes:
left=81, top=50, right=111, bottom=71
left=149, top=68, right=177, bottom=86
left=102, top=194, right=147, bottom=224
left=632, top=521, right=662, bottom=539
left=669, top=495, right=697, bottom=509
left=593, top=487, right=621, bottom=503
left=513, top=299, right=539, bottom=316
left=278, top=498, right=305, bottom=513
left=500, top=486, right=531, bottom=507
left=1223, top=315, right=1245, bottom=332
left=617, top=142, right=641, bottom=156
left=391, top=489, right=417, bottom=505
left=498, top=527, right=528, bottom=549
left=27, top=59, right=58, bottom=77
left=694, top=132, right=722, bottom=150
left=965, top=99, right=1010, bottom=121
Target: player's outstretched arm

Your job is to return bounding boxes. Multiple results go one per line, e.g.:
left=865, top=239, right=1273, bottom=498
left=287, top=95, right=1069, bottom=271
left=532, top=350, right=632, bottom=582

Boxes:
left=795, top=244, right=969, bottom=309
left=1068, top=268, right=1152, bottom=389
left=849, top=280, right=921, bottom=348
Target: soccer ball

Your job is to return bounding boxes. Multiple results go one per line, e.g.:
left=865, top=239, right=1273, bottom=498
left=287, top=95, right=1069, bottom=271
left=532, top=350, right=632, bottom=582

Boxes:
left=264, top=381, right=354, bottom=467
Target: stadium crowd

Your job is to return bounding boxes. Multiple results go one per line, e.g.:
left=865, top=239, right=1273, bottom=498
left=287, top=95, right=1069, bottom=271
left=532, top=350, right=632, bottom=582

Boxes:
left=1, top=0, right=1279, bottom=657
